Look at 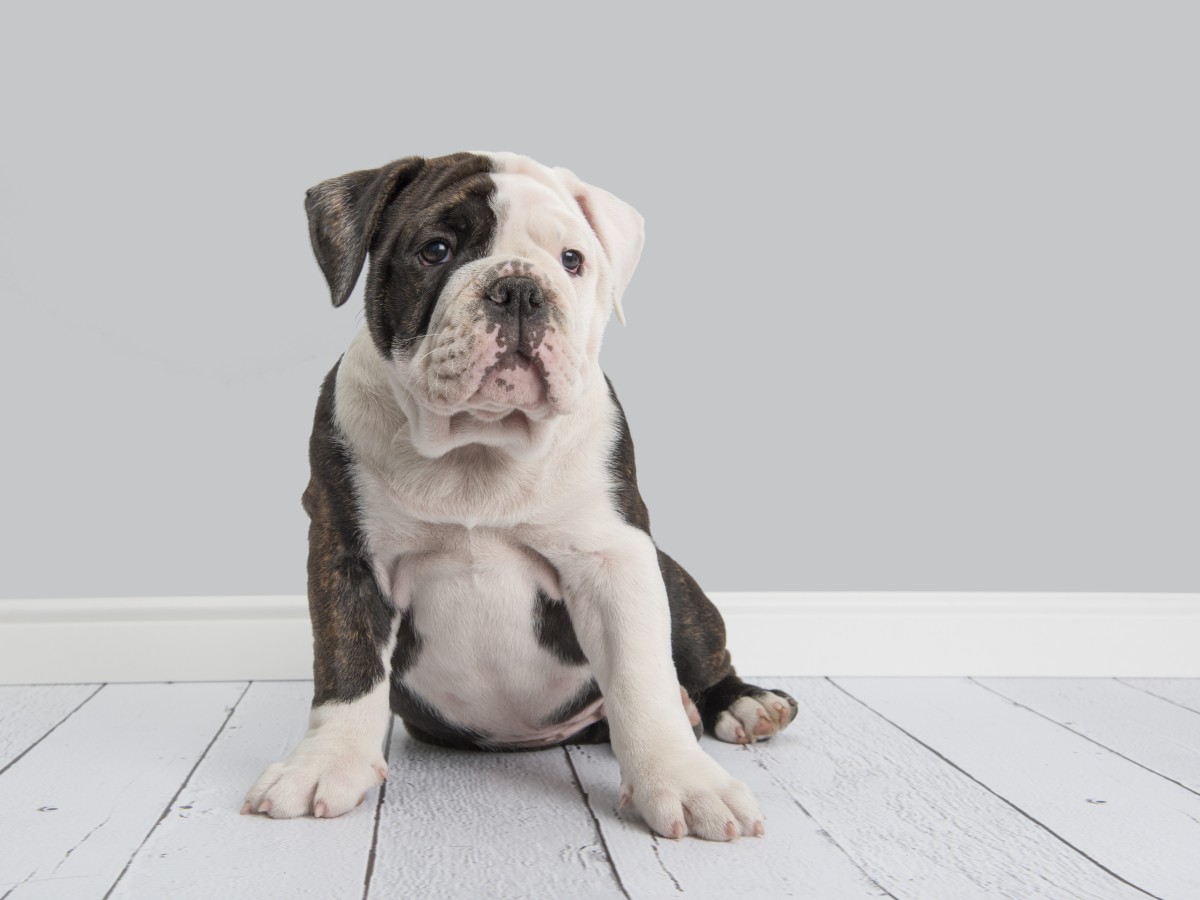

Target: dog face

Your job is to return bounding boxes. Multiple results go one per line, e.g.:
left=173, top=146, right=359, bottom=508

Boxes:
left=306, top=152, right=644, bottom=426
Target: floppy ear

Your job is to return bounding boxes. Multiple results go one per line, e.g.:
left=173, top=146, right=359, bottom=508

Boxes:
left=554, top=167, right=645, bottom=325
left=305, top=156, right=425, bottom=307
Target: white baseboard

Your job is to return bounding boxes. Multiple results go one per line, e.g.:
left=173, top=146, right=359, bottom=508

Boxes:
left=1, top=593, right=1198, bottom=684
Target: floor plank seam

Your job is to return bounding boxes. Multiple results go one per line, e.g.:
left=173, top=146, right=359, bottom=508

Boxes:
left=0, top=683, right=106, bottom=779
left=563, top=748, right=631, bottom=900
left=100, top=681, right=252, bottom=900
left=647, top=834, right=682, bottom=894
left=747, top=754, right=900, bottom=899
left=969, top=678, right=1200, bottom=800
left=1115, top=679, right=1200, bottom=716
left=826, top=678, right=1162, bottom=900
left=0, top=868, right=36, bottom=900
left=362, top=716, right=396, bottom=900
left=0, top=681, right=109, bottom=688
left=58, top=812, right=115, bottom=872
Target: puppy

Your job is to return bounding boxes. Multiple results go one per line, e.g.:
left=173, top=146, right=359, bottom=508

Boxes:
left=243, top=152, right=797, bottom=840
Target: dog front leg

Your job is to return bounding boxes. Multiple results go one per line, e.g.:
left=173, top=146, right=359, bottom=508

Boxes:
left=555, top=527, right=765, bottom=841
left=243, top=515, right=395, bottom=819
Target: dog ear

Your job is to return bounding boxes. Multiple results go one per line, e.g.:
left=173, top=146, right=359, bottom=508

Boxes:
left=554, top=167, right=645, bottom=325
left=305, top=157, right=425, bottom=307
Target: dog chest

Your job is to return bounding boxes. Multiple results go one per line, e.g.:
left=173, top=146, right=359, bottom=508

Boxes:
left=387, top=529, right=602, bottom=745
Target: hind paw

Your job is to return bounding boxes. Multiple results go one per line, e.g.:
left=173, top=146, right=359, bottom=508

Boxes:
left=713, top=690, right=798, bottom=744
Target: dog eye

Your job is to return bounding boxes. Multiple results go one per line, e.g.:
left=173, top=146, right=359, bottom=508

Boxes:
left=560, top=249, right=583, bottom=274
left=419, top=240, right=453, bottom=265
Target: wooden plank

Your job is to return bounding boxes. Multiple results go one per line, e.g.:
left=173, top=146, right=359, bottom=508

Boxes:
left=368, top=732, right=623, bottom=900
left=0, top=681, right=246, bottom=900
left=0, top=684, right=100, bottom=771
left=977, top=678, right=1200, bottom=794
left=1121, top=678, right=1200, bottom=715
left=754, top=678, right=1148, bottom=899
left=838, top=677, right=1200, bottom=898
left=105, top=681, right=389, bottom=900
left=565, top=738, right=885, bottom=898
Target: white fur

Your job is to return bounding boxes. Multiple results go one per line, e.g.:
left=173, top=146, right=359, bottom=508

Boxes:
left=243, top=618, right=397, bottom=818
left=388, top=521, right=603, bottom=747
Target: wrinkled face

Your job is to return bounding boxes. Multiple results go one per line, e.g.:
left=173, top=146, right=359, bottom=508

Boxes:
left=306, top=152, right=643, bottom=432
left=379, top=159, right=607, bottom=421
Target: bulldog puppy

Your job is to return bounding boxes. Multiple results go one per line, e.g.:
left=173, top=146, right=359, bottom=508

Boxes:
left=243, top=152, right=798, bottom=840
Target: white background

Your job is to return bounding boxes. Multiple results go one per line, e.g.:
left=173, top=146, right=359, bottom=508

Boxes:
left=2, top=2, right=1196, bottom=598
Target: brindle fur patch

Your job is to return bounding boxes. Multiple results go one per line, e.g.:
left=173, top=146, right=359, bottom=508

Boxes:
left=366, top=154, right=499, bottom=357
left=305, top=158, right=426, bottom=309
left=303, top=360, right=396, bottom=706
left=305, top=152, right=501, bottom=358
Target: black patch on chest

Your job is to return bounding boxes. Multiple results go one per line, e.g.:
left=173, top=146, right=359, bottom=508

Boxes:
left=390, top=610, right=423, bottom=678
left=533, top=591, right=588, bottom=665
left=389, top=678, right=489, bottom=751
left=387, top=588, right=603, bottom=751
left=387, top=607, right=489, bottom=748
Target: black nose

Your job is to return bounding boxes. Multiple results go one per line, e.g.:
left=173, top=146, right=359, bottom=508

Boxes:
left=486, top=275, right=544, bottom=313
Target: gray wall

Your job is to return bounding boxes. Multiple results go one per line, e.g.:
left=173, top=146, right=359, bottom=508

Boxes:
left=2, top=3, right=1196, bottom=598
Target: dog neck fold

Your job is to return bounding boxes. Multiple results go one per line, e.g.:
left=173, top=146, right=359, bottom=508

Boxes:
left=387, top=374, right=561, bottom=462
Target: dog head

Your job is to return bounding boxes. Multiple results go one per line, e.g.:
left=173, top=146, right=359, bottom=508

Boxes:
left=306, top=152, right=643, bottom=453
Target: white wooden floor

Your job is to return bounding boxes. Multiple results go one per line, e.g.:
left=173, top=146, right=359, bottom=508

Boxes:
left=2, top=678, right=1199, bottom=899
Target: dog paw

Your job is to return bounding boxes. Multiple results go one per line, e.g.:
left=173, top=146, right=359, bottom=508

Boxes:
left=713, top=689, right=798, bottom=744
left=621, top=749, right=764, bottom=841
left=242, top=744, right=387, bottom=819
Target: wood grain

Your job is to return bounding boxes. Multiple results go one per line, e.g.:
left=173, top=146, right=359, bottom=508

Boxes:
left=1121, top=678, right=1200, bottom=715
left=6, top=677, right=1199, bottom=898
left=0, top=684, right=100, bottom=771
left=839, top=677, right=1200, bottom=898
left=367, top=732, right=623, bottom=900
left=566, top=737, right=886, bottom=899
left=764, top=677, right=1148, bottom=899
left=106, top=681, right=382, bottom=900
left=977, top=678, right=1200, bottom=794
left=0, top=682, right=246, bottom=900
